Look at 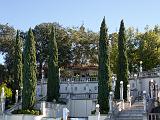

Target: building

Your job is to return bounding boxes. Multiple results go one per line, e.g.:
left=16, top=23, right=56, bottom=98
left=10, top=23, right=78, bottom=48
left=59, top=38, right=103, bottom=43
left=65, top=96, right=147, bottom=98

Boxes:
left=36, top=65, right=160, bottom=117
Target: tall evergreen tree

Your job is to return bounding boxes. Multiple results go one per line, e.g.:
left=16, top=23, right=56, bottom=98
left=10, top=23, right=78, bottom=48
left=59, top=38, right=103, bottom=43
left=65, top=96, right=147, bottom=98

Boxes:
left=98, top=17, right=111, bottom=113
left=13, top=30, right=22, bottom=101
left=47, top=27, right=60, bottom=102
left=115, top=20, right=128, bottom=100
left=22, top=28, right=37, bottom=110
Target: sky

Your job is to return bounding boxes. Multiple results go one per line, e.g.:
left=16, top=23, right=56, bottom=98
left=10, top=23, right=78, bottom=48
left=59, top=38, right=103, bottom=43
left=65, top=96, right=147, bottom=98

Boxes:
left=0, top=0, right=160, bottom=64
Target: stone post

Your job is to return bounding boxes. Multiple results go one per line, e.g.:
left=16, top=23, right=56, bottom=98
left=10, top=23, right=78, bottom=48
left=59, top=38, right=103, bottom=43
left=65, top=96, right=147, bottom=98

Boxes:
left=95, top=104, right=100, bottom=120
left=63, top=108, right=69, bottom=120
left=155, top=83, right=158, bottom=107
left=21, top=86, right=23, bottom=103
left=109, top=92, right=113, bottom=113
left=155, top=83, right=158, bottom=101
left=127, top=84, right=131, bottom=107
left=1, top=87, right=5, bottom=113
left=127, top=84, right=130, bottom=101
left=112, top=76, right=115, bottom=92
left=15, top=90, right=18, bottom=103
left=40, top=69, right=44, bottom=96
left=139, top=61, right=143, bottom=75
left=120, top=81, right=123, bottom=100
left=59, top=68, right=61, bottom=79
left=41, top=101, right=46, bottom=116
left=86, top=80, right=89, bottom=98
left=120, top=81, right=124, bottom=109
left=150, top=79, right=154, bottom=99
left=67, top=79, right=71, bottom=99
left=143, top=91, right=147, bottom=113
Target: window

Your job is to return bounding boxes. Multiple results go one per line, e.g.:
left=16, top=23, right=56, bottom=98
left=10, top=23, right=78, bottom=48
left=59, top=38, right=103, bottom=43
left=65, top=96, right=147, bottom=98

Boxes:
left=84, top=87, right=86, bottom=90
left=94, top=86, right=97, bottom=90
left=75, top=87, right=77, bottom=91
left=132, top=83, right=135, bottom=88
left=65, top=87, right=67, bottom=91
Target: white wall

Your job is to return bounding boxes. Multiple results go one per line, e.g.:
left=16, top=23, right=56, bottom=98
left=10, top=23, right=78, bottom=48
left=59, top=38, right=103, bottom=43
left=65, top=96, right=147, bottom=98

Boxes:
left=88, top=115, right=107, bottom=120
left=68, top=99, right=93, bottom=117
left=129, top=77, right=160, bottom=95
left=36, top=82, right=98, bottom=97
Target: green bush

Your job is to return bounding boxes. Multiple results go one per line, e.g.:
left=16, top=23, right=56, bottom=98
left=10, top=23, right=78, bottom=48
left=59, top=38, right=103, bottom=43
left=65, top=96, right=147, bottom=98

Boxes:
left=0, top=83, right=12, bottom=98
left=12, top=109, right=41, bottom=115
left=91, top=109, right=96, bottom=114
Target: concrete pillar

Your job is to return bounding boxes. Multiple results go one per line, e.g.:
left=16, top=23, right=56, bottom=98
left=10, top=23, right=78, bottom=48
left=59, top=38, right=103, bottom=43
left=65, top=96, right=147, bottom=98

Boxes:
left=143, top=91, right=147, bottom=113
left=63, top=108, right=69, bottom=120
left=95, top=104, right=100, bottom=120
left=41, top=101, right=46, bottom=116
left=15, top=90, right=18, bottom=103
left=120, top=81, right=123, bottom=100
left=109, top=92, right=113, bottom=113
left=1, top=87, right=5, bottom=113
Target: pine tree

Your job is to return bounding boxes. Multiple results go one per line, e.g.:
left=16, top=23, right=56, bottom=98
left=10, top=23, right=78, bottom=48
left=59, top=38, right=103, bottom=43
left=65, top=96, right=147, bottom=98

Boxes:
left=13, top=30, right=22, bottom=101
left=47, top=27, right=60, bottom=102
left=98, top=17, right=111, bottom=113
left=22, top=28, right=37, bottom=110
left=115, top=20, right=128, bottom=100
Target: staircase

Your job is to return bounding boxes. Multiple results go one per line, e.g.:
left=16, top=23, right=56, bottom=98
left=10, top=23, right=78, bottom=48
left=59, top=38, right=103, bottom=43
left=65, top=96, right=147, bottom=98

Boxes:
left=116, top=101, right=144, bottom=120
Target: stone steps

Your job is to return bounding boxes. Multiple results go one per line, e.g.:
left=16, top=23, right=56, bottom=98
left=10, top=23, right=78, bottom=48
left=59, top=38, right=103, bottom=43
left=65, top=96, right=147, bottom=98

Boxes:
left=115, top=102, right=144, bottom=120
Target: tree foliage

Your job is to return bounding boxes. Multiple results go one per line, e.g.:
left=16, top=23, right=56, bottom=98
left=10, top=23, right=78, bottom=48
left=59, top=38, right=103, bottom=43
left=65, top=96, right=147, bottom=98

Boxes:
left=98, top=18, right=111, bottom=113
left=0, top=24, right=16, bottom=78
left=69, top=25, right=99, bottom=65
left=33, top=23, right=72, bottom=79
left=47, top=27, right=59, bottom=102
left=115, top=20, right=128, bottom=100
left=13, top=30, right=23, bottom=91
left=22, top=28, right=37, bottom=110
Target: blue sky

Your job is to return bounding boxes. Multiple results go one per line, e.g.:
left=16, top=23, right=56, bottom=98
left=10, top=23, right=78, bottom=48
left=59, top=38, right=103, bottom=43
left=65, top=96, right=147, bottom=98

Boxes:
left=0, top=0, right=160, bottom=63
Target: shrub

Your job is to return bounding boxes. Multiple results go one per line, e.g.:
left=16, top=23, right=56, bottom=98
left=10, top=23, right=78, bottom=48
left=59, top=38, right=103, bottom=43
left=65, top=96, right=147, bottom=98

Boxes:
left=0, top=83, right=12, bottom=98
left=12, top=109, right=41, bottom=115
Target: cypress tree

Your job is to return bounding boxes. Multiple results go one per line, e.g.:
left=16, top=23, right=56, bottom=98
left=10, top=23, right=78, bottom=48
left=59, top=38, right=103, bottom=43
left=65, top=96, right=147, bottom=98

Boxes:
left=13, top=30, right=22, bottom=101
left=47, top=27, right=60, bottom=102
left=98, top=17, right=111, bottom=113
left=22, top=28, right=37, bottom=109
left=115, top=20, right=128, bottom=100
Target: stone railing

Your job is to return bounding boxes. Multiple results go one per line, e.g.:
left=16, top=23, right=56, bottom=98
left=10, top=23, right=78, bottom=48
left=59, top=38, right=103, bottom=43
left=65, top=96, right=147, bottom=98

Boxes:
left=147, top=99, right=155, bottom=113
left=148, top=113, right=160, bottom=120
left=60, top=93, right=98, bottom=100
left=110, top=101, right=121, bottom=119
left=5, top=102, right=22, bottom=114
left=129, top=71, right=160, bottom=79
left=60, top=77, right=98, bottom=83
